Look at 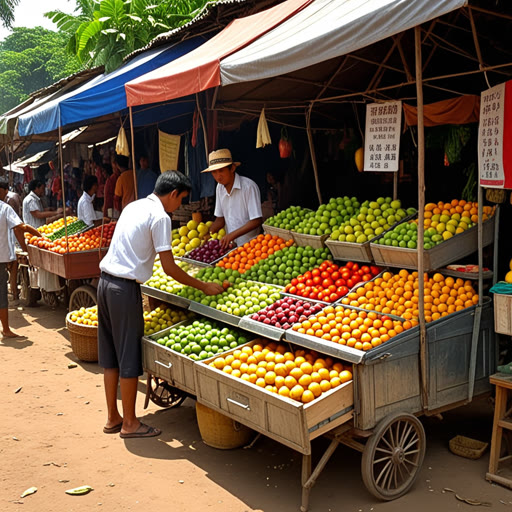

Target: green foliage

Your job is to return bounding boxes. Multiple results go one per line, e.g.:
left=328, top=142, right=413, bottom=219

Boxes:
left=0, top=27, right=81, bottom=115
left=47, top=0, right=211, bottom=73
left=0, top=0, right=19, bottom=28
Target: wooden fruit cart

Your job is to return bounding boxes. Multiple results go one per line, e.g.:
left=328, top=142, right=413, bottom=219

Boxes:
left=141, top=281, right=496, bottom=511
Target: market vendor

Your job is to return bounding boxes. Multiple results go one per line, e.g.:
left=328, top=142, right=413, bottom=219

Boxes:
left=113, top=154, right=135, bottom=212
left=77, top=175, right=104, bottom=227
left=203, top=149, right=263, bottom=249
left=98, top=170, right=223, bottom=439
left=22, top=179, right=62, bottom=229
left=0, top=178, right=41, bottom=338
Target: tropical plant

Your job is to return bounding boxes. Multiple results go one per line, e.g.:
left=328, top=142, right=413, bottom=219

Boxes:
left=46, top=0, right=211, bottom=73
left=0, top=0, right=19, bottom=28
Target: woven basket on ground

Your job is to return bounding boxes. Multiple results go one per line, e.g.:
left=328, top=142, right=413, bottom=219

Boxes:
left=195, top=402, right=254, bottom=449
left=449, top=435, right=488, bottom=459
left=65, top=313, right=98, bottom=362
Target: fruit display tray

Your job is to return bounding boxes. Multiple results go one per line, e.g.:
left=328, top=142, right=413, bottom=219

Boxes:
left=176, top=255, right=211, bottom=268
left=27, top=245, right=107, bottom=279
left=194, top=339, right=354, bottom=455
left=188, top=301, right=242, bottom=328
left=140, top=284, right=191, bottom=309
left=290, top=232, right=329, bottom=249
left=262, top=223, right=293, bottom=241
left=238, top=316, right=285, bottom=341
left=369, top=216, right=495, bottom=272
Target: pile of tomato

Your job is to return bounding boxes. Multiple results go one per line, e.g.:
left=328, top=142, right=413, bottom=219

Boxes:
left=284, top=261, right=381, bottom=303
left=28, top=222, right=116, bottom=254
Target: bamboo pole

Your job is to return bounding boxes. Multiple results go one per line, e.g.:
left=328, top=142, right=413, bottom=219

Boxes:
left=415, top=27, right=428, bottom=410
left=468, top=6, right=491, bottom=89
left=129, top=106, right=138, bottom=200
left=305, top=104, right=323, bottom=205
left=58, top=125, right=69, bottom=252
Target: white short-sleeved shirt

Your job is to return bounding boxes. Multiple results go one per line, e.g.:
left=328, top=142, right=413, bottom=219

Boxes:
left=22, top=191, right=44, bottom=228
left=0, top=201, right=22, bottom=263
left=100, top=194, right=172, bottom=283
left=214, top=173, right=262, bottom=246
left=77, top=191, right=102, bottom=227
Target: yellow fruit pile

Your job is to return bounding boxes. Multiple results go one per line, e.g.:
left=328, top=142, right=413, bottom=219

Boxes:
left=143, top=305, right=189, bottom=335
left=171, top=219, right=226, bottom=257
left=37, top=216, right=78, bottom=236
left=69, top=305, right=98, bottom=326
left=208, top=341, right=352, bottom=403
left=340, top=269, right=478, bottom=323
left=145, top=257, right=201, bottom=293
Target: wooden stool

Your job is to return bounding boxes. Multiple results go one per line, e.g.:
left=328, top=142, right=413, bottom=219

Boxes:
left=487, top=373, right=512, bottom=488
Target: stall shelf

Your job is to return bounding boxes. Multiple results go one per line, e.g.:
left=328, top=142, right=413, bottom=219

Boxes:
left=140, top=284, right=191, bottom=309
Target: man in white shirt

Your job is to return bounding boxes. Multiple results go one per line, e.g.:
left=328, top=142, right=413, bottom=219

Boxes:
left=0, top=178, right=41, bottom=338
left=22, top=179, right=62, bottom=229
left=203, top=149, right=263, bottom=248
left=77, top=175, right=103, bottom=227
left=98, top=171, right=223, bottom=439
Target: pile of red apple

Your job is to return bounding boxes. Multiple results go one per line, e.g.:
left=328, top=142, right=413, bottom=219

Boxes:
left=250, top=297, right=324, bottom=330
left=284, top=260, right=381, bottom=302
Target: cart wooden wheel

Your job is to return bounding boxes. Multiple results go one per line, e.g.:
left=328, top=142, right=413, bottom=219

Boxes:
left=361, top=412, right=426, bottom=500
left=69, top=285, right=97, bottom=311
left=18, top=266, right=40, bottom=307
left=147, top=375, right=186, bottom=408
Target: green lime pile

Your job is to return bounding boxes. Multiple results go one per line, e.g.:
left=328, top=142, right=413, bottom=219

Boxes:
left=292, top=196, right=360, bottom=236
left=143, top=305, right=190, bottom=335
left=242, top=245, right=332, bottom=286
left=178, top=281, right=281, bottom=317
left=145, top=257, right=201, bottom=293
left=48, top=219, right=89, bottom=241
left=375, top=222, right=446, bottom=250
left=330, top=198, right=416, bottom=244
left=195, top=266, right=243, bottom=285
left=265, top=206, right=313, bottom=230
left=154, top=318, right=249, bottom=360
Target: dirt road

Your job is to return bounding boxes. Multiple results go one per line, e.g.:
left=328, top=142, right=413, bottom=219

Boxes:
left=1, top=302, right=511, bottom=512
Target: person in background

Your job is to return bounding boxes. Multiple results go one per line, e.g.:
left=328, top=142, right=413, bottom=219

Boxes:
left=22, top=179, right=62, bottom=229
left=51, top=173, right=62, bottom=208
left=114, top=154, right=135, bottom=213
left=98, top=171, right=223, bottom=438
left=204, top=149, right=263, bottom=249
left=77, top=175, right=104, bottom=227
left=95, top=162, right=106, bottom=211
left=136, top=155, right=158, bottom=199
left=3, top=186, right=22, bottom=303
left=102, top=164, right=118, bottom=218
left=5, top=188, right=21, bottom=217
left=0, top=178, right=41, bottom=337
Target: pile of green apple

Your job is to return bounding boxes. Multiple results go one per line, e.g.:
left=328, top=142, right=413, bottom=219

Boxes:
left=154, top=318, right=250, bottom=360
left=242, top=245, right=332, bottom=286
left=330, top=198, right=416, bottom=244
left=375, top=221, right=453, bottom=250
left=144, top=257, right=201, bottom=293
left=292, top=196, right=360, bottom=236
left=264, top=205, right=313, bottom=231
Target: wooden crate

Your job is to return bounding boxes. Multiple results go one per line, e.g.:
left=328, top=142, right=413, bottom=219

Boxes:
left=262, top=224, right=293, bottom=240
left=494, top=293, right=512, bottom=336
left=194, top=340, right=354, bottom=455
left=325, top=238, right=373, bottom=263
left=291, top=232, right=329, bottom=249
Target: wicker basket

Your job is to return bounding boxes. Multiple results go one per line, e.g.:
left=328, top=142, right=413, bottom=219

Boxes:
left=449, top=435, right=488, bottom=459
left=65, top=313, right=98, bottom=362
left=195, top=402, right=254, bottom=449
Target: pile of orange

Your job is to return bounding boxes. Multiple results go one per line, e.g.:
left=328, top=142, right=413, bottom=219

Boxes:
left=216, top=234, right=294, bottom=273
left=423, top=200, right=494, bottom=227
left=209, top=341, right=352, bottom=403
left=292, top=305, right=412, bottom=351
left=340, top=269, right=478, bottom=323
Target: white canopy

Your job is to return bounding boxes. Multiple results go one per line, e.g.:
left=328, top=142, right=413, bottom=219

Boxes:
left=220, top=0, right=467, bottom=85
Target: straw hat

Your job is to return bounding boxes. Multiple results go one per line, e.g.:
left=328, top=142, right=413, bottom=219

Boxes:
left=201, top=149, right=241, bottom=173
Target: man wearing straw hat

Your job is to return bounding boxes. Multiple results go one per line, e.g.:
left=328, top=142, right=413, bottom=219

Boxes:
left=203, top=149, right=263, bottom=248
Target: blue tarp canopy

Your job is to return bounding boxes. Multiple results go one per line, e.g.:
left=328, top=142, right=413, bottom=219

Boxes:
left=18, top=37, right=205, bottom=137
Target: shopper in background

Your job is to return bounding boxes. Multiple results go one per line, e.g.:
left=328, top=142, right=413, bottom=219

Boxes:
left=77, top=175, right=104, bottom=227
left=136, top=155, right=158, bottom=199
left=98, top=171, right=223, bottom=439
left=204, top=149, right=263, bottom=249
left=103, top=163, right=119, bottom=218
left=113, top=154, right=135, bottom=213
left=3, top=186, right=22, bottom=303
left=0, top=178, right=41, bottom=338
left=22, top=179, right=62, bottom=229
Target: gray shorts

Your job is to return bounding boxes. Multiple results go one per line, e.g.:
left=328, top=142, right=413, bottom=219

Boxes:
left=97, top=272, right=144, bottom=378
left=0, top=263, right=7, bottom=309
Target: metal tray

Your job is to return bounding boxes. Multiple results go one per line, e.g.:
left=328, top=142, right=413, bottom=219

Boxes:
left=140, top=284, right=191, bottom=309
left=238, top=316, right=285, bottom=341
left=188, top=301, right=241, bottom=327
left=176, top=255, right=211, bottom=268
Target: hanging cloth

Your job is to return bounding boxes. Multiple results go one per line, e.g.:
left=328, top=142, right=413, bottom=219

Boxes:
left=191, top=108, right=200, bottom=148
left=115, top=126, right=130, bottom=156
left=256, top=107, right=272, bottom=148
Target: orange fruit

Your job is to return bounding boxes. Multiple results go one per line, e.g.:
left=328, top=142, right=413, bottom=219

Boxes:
left=284, top=376, right=298, bottom=389
left=275, top=376, right=285, bottom=389
left=264, top=371, right=277, bottom=385
left=290, top=385, right=304, bottom=401
left=298, top=374, right=312, bottom=387
left=320, top=380, right=332, bottom=392
left=278, top=386, right=290, bottom=398
left=256, top=377, right=266, bottom=388
left=330, top=377, right=342, bottom=388
left=308, top=382, right=322, bottom=398
left=339, top=370, right=352, bottom=383
left=300, top=362, right=314, bottom=375
left=301, top=390, right=315, bottom=403
left=290, top=367, right=303, bottom=380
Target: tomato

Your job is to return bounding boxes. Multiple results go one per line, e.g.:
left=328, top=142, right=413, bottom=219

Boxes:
left=309, top=291, right=318, bottom=300
left=297, top=283, right=306, bottom=290
left=339, top=266, right=348, bottom=274
left=351, top=274, right=361, bottom=285
left=304, top=271, right=312, bottom=280
left=319, top=262, right=329, bottom=271
left=361, top=266, right=371, bottom=275
left=362, top=274, right=372, bottom=281
left=331, top=271, right=340, bottom=281
left=311, top=269, right=321, bottom=277
left=328, top=284, right=337, bottom=293
left=298, top=276, right=306, bottom=283
left=338, top=286, right=349, bottom=296
left=322, top=278, right=333, bottom=288
left=346, top=261, right=354, bottom=269
left=306, top=279, right=314, bottom=286
left=352, top=263, right=359, bottom=272
left=329, top=292, right=340, bottom=302
left=335, top=278, right=346, bottom=287
left=288, top=286, right=297, bottom=294
left=291, top=278, right=298, bottom=286
left=370, top=266, right=381, bottom=276
left=347, top=279, right=354, bottom=288
left=320, top=271, right=329, bottom=279
left=313, top=276, right=322, bottom=285
left=341, top=271, right=351, bottom=281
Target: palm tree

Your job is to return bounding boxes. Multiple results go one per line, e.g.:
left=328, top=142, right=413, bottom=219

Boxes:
left=0, top=0, right=19, bottom=28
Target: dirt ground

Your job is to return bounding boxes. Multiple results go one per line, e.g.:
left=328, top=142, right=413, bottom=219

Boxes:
left=2, top=301, right=512, bottom=512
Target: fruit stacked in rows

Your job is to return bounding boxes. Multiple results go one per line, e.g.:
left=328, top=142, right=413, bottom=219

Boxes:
left=284, top=260, right=381, bottom=303
left=242, top=245, right=332, bottom=286
left=195, top=266, right=242, bottom=286
left=291, top=305, right=412, bottom=351
left=185, top=239, right=229, bottom=264
left=143, top=304, right=190, bottom=335
left=47, top=219, right=89, bottom=241
left=216, top=234, right=294, bottom=273
left=292, top=196, right=360, bottom=236
left=171, top=220, right=225, bottom=257
left=69, top=305, right=98, bottom=327
left=28, top=222, right=116, bottom=253
left=145, top=257, right=201, bottom=293
left=340, top=269, right=479, bottom=323
left=208, top=341, right=352, bottom=403
left=250, top=297, right=325, bottom=330
left=155, top=318, right=249, bottom=361
left=37, top=216, right=78, bottom=236
left=330, top=197, right=415, bottom=244
left=179, top=280, right=281, bottom=317
left=264, top=205, right=313, bottom=231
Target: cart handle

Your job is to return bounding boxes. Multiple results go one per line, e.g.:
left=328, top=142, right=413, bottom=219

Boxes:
left=155, top=360, right=173, bottom=370
left=226, top=397, right=251, bottom=411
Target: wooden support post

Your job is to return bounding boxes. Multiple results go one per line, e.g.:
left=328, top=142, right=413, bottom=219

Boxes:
left=129, top=106, right=138, bottom=200
left=58, top=125, right=69, bottom=252
left=306, top=104, right=323, bottom=205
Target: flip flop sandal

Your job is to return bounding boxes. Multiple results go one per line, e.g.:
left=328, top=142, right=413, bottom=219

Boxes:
left=103, top=421, right=123, bottom=434
left=120, top=423, right=161, bottom=439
